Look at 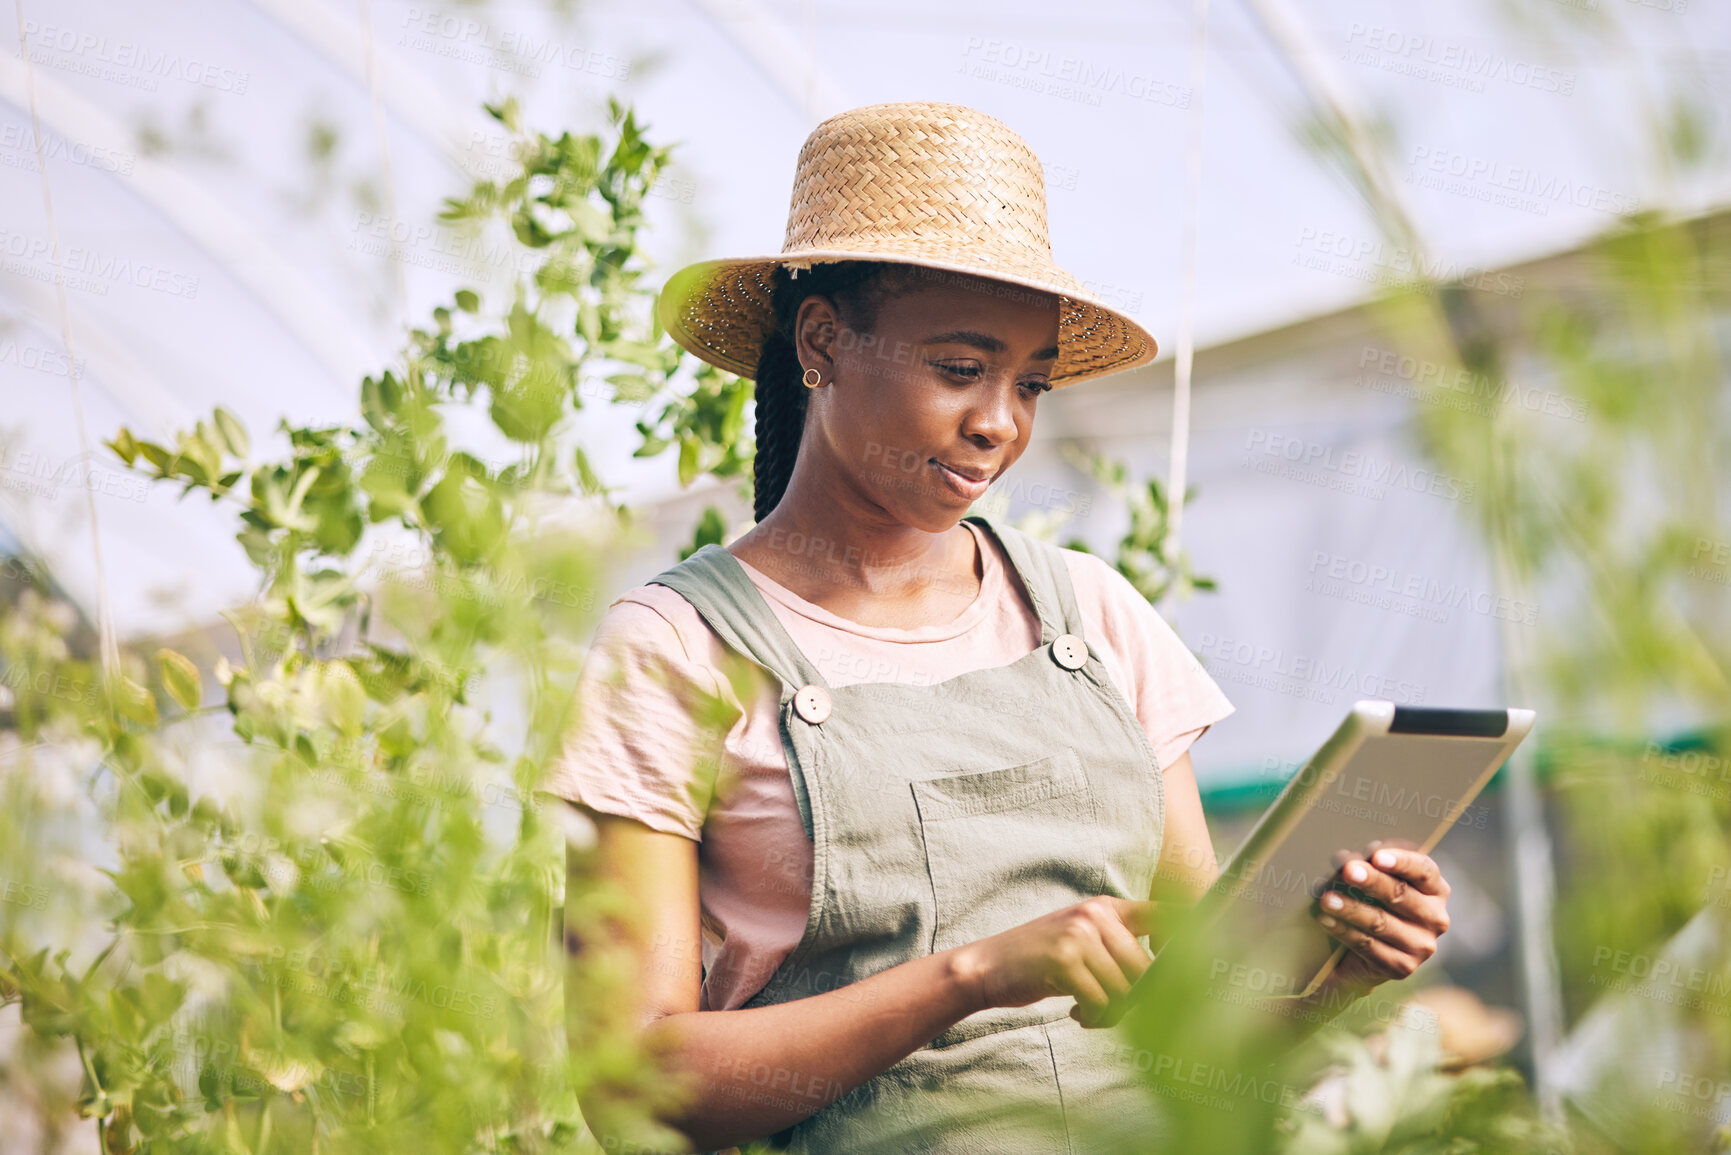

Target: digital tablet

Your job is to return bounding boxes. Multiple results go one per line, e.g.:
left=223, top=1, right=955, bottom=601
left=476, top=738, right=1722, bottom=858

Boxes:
left=1130, top=700, right=1536, bottom=1005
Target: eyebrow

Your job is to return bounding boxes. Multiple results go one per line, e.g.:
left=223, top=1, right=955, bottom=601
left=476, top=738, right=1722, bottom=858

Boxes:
left=922, top=329, right=1060, bottom=362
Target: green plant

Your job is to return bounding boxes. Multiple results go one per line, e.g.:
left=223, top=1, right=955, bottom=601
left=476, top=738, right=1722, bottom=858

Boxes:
left=1058, top=445, right=1218, bottom=605
left=0, top=97, right=750, bottom=1154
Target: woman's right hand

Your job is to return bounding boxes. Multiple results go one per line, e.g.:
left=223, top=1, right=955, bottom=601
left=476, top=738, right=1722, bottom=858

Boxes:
left=949, top=896, right=1160, bottom=1029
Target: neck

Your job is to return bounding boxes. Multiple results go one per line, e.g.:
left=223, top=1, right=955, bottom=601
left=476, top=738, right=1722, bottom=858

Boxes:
left=740, top=465, right=979, bottom=603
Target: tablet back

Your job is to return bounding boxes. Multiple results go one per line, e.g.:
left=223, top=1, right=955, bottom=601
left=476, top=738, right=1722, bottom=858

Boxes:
left=1161, top=702, right=1535, bottom=1002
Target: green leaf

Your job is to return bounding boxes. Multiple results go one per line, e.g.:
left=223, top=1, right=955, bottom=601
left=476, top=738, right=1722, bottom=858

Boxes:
left=455, top=289, right=480, bottom=313
left=608, top=373, right=657, bottom=403
left=680, top=506, right=727, bottom=560
left=574, top=447, right=604, bottom=496
left=108, top=427, right=139, bottom=466
left=213, top=407, right=250, bottom=457
left=137, top=441, right=173, bottom=473
left=676, top=436, right=699, bottom=487
left=155, top=649, right=202, bottom=711
left=114, top=674, right=159, bottom=727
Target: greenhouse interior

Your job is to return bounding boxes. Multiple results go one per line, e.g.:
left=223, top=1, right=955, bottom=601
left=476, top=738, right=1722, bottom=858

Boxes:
left=0, top=0, right=1727, bottom=1151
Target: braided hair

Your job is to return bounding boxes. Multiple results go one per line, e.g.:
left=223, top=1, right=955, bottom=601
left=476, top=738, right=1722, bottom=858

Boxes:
left=751, top=261, right=921, bottom=522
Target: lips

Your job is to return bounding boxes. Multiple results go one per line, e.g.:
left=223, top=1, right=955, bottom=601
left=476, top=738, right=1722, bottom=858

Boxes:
left=931, top=459, right=994, bottom=500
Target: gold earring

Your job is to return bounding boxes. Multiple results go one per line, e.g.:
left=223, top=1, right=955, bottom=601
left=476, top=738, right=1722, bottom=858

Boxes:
left=802, top=367, right=822, bottom=388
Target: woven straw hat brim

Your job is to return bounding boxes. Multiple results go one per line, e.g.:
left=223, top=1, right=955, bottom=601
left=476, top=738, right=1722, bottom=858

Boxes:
left=658, top=252, right=1158, bottom=389
left=658, top=100, right=1159, bottom=387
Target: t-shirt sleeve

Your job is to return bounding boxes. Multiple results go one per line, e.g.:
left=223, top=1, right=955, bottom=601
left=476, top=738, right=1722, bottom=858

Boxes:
left=1063, top=550, right=1235, bottom=771
left=538, top=594, right=739, bottom=840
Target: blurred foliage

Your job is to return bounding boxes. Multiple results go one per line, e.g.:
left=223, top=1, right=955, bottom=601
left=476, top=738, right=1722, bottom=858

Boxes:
left=1373, top=209, right=1731, bottom=1150
left=1059, top=445, right=1218, bottom=605
left=966, top=444, right=1218, bottom=608
left=0, top=96, right=748, bottom=1153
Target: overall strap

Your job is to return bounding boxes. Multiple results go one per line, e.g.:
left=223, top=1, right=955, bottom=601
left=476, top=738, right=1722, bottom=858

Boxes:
left=964, top=514, right=1086, bottom=645
left=645, top=544, right=829, bottom=692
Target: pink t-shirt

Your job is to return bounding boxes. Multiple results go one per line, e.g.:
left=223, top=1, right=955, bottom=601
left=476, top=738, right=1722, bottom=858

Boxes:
left=541, top=521, right=1235, bottom=1011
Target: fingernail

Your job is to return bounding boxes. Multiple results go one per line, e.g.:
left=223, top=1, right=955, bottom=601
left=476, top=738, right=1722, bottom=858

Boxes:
left=1373, top=850, right=1397, bottom=869
left=1319, top=914, right=1338, bottom=929
left=1345, top=862, right=1368, bottom=883
left=1323, top=892, right=1344, bottom=910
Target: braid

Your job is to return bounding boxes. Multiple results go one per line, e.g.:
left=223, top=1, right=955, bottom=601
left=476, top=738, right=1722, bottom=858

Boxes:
left=751, top=260, right=920, bottom=521
left=752, top=329, right=806, bottom=522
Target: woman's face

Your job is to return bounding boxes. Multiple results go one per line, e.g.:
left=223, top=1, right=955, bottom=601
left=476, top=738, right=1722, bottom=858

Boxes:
left=796, top=270, right=1062, bottom=534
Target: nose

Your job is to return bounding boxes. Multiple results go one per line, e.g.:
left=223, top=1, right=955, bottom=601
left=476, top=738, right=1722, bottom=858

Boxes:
left=960, top=380, right=1020, bottom=447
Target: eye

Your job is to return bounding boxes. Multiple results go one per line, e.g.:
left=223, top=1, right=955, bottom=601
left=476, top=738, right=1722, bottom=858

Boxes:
left=1019, top=379, right=1052, bottom=397
left=933, top=360, right=982, bottom=381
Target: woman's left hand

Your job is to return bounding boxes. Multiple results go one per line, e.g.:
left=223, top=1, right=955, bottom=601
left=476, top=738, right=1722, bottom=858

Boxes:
left=1312, top=842, right=1451, bottom=992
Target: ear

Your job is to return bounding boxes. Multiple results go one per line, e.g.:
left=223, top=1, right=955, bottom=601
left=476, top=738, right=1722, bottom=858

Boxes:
left=793, top=294, right=841, bottom=373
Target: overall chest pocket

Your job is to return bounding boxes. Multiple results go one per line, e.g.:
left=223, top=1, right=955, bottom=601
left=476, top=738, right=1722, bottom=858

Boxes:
left=910, top=749, right=1110, bottom=955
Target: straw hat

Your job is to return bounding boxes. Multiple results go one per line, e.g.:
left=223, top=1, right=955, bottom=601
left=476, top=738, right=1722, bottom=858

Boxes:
left=656, top=101, right=1159, bottom=388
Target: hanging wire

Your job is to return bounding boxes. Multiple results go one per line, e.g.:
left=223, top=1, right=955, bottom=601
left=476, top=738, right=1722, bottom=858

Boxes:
left=13, top=0, right=119, bottom=678
left=1161, top=0, right=1214, bottom=608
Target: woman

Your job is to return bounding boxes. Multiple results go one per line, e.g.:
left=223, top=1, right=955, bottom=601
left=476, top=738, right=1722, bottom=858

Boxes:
left=546, top=102, right=1452, bottom=1153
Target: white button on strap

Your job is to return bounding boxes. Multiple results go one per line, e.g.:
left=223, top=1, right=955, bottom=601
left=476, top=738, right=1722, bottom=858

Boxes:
left=1050, top=633, right=1088, bottom=670
left=793, top=684, right=832, bottom=724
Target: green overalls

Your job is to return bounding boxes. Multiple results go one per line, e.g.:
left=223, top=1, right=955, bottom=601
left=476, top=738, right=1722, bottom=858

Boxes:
left=648, top=514, right=1171, bottom=1153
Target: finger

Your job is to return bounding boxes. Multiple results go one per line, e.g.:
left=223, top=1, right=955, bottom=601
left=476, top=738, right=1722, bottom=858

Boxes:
left=1095, top=912, right=1154, bottom=983
left=1078, top=936, right=1138, bottom=1004
left=1316, top=912, right=1422, bottom=981
left=1316, top=894, right=1434, bottom=961
left=1333, top=859, right=1449, bottom=934
left=1104, top=897, right=1160, bottom=938
left=1364, top=848, right=1449, bottom=897
left=1061, top=953, right=1115, bottom=1019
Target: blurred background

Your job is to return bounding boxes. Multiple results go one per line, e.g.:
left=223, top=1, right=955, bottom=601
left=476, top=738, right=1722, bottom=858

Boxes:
left=1, top=0, right=1727, bottom=1151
